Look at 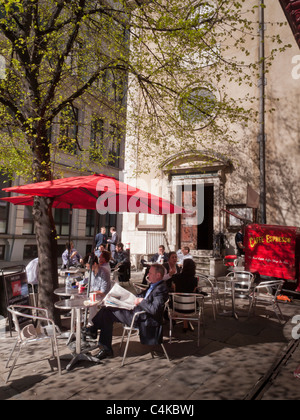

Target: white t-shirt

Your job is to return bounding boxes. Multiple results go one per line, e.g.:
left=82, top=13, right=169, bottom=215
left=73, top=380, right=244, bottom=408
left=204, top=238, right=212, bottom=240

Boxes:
left=26, top=258, right=39, bottom=285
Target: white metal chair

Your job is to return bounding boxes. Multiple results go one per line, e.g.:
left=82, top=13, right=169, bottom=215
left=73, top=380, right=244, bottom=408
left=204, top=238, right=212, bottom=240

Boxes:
left=120, top=310, right=170, bottom=367
left=248, top=280, right=285, bottom=324
left=220, top=271, right=255, bottom=307
left=168, top=293, right=205, bottom=347
left=6, top=305, right=62, bottom=383
left=131, top=281, right=149, bottom=294
left=197, top=274, right=220, bottom=321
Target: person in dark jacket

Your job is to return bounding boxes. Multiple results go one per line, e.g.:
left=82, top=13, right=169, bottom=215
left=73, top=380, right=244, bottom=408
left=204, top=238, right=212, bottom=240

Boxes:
left=107, top=227, right=119, bottom=259
left=95, top=227, right=108, bottom=249
left=163, top=251, right=181, bottom=291
left=141, top=245, right=169, bottom=284
left=90, top=264, right=168, bottom=360
left=171, top=259, right=198, bottom=332
left=171, top=259, right=198, bottom=293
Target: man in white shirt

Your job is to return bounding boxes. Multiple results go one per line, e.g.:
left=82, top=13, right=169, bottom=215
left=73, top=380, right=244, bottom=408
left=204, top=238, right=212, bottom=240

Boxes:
left=26, top=258, right=39, bottom=286
left=177, top=246, right=194, bottom=266
left=81, top=251, right=112, bottom=324
left=61, top=241, right=82, bottom=268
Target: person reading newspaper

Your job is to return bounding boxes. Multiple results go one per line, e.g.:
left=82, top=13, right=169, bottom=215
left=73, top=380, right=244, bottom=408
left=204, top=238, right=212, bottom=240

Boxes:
left=87, top=264, right=168, bottom=361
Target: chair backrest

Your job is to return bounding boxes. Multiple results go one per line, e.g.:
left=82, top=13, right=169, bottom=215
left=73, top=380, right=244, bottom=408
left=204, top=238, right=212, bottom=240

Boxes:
left=7, top=305, right=56, bottom=342
left=197, top=275, right=216, bottom=291
left=171, top=293, right=198, bottom=314
left=227, top=271, right=254, bottom=282
left=255, top=280, right=285, bottom=298
left=8, top=307, right=23, bottom=339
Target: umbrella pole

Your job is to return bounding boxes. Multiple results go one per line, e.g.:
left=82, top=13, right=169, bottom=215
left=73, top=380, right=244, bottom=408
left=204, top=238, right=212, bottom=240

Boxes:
left=83, top=259, right=92, bottom=334
left=67, top=205, right=73, bottom=269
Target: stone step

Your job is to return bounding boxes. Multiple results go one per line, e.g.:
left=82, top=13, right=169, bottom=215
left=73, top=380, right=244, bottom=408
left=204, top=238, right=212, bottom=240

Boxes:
left=194, top=256, right=211, bottom=277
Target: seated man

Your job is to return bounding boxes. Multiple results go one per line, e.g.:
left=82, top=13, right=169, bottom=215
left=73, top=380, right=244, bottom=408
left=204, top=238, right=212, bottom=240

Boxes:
left=111, top=243, right=130, bottom=283
left=176, top=246, right=193, bottom=266
left=81, top=252, right=111, bottom=295
left=141, top=245, right=169, bottom=284
left=62, top=241, right=83, bottom=269
left=89, top=264, right=168, bottom=360
left=81, top=252, right=112, bottom=324
left=141, top=245, right=169, bottom=267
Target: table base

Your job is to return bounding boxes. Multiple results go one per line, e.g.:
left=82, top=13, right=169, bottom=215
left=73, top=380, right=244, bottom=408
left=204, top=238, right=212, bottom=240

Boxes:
left=219, top=310, right=239, bottom=320
left=62, top=343, right=100, bottom=371
left=218, top=309, right=248, bottom=320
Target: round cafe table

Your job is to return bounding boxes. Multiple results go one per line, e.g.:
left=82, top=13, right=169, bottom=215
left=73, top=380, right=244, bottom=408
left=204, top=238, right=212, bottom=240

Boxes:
left=55, top=298, right=102, bottom=371
left=54, top=287, right=87, bottom=343
left=54, top=286, right=86, bottom=298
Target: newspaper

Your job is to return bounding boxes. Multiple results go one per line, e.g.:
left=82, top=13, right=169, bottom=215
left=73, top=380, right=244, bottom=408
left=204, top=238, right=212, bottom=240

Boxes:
left=103, top=283, right=137, bottom=310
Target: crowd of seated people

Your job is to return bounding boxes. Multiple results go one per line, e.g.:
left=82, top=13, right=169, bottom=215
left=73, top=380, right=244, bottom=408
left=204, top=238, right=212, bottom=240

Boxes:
left=55, top=239, right=198, bottom=359
left=60, top=238, right=194, bottom=296
left=141, top=245, right=196, bottom=292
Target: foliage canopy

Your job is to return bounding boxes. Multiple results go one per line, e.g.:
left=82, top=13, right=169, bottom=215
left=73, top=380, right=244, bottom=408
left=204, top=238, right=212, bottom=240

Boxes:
left=0, top=0, right=290, bottom=180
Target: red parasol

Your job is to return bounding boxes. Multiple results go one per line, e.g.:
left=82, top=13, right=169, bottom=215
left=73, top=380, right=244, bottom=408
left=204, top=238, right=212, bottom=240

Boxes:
left=2, top=174, right=186, bottom=215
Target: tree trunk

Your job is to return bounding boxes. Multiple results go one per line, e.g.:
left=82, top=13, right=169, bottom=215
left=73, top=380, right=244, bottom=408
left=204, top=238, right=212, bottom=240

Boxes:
left=33, top=195, right=60, bottom=326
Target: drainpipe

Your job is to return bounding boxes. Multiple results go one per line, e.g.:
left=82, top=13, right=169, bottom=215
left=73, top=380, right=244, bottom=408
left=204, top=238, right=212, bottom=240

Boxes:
left=258, top=0, right=267, bottom=224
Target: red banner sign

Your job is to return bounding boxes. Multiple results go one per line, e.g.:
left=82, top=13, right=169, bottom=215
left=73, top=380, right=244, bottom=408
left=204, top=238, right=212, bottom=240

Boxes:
left=245, top=224, right=300, bottom=281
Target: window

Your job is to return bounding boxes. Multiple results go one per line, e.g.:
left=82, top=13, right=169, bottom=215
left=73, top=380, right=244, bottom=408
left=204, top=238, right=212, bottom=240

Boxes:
left=86, top=209, right=96, bottom=237
left=90, top=118, right=104, bottom=162
left=108, top=124, right=121, bottom=168
left=226, top=205, right=257, bottom=229
left=23, top=206, right=35, bottom=235
left=23, top=245, right=38, bottom=260
left=179, top=87, right=218, bottom=127
left=102, top=69, right=126, bottom=105
left=86, top=210, right=116, bottom=238
left=58, top=105, right=79, bottom=154
left=0, top=174, right=11, bottom=234
left=54, top=209, right=70, bottom=237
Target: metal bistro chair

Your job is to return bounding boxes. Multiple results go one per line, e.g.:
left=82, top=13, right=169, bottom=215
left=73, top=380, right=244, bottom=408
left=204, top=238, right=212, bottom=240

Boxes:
left=131, top=281, right=149, bottom=294
left=248, top=280, right=285, bottom=324
left=6, top=305, right=62, bottom=383
left=168, top=293, right=205, bottom=347
left=224, top=271, right=255, bottom=303
left=197, top=274, right=220, bottom=321
left=120, top=310, right=170, bottom=367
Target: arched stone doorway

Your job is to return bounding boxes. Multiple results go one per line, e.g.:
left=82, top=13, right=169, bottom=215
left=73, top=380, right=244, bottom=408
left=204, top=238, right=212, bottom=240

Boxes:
left=161, top=150, right=232, bottom=255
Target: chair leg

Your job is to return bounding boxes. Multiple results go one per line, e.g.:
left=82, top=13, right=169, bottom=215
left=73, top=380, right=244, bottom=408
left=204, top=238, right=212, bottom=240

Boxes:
left=53, top=336, right=62, bottom=375
left=5, top=346, right=22, bottom=383
left=161, top=343, right=170, bottom=362
left=248, top=297, right=255, bottom=318
left=6, top=340, right=19, bottom=368
left=188, top=322, right=194, bottom=331
left=211, top=295, right=216, bottom=321
left=273, top=302, right=284, bottom=324
left=169, top=317, right=173, bottom=344
left=216, top=290, right=222, bottom=311
left=121, top=330, right=133, bottom=367
left=200, top=301, right=205, bottom=335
